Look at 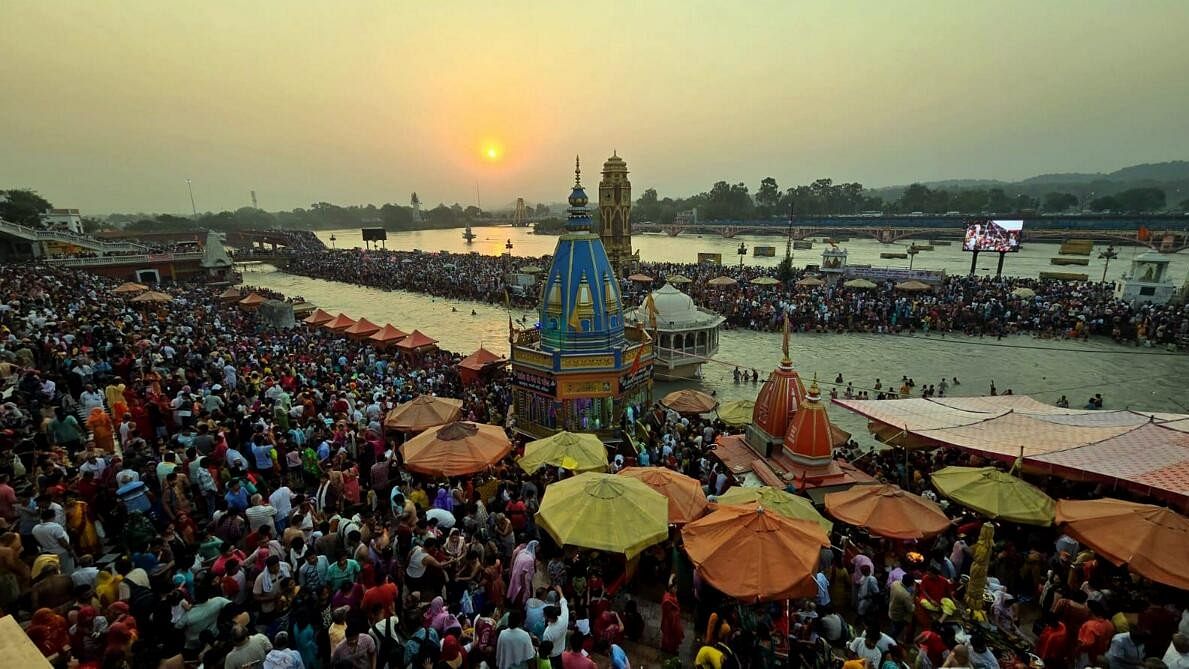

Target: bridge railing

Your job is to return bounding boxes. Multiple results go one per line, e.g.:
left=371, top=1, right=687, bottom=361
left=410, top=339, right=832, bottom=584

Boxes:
left=41, top=252, right=205, bottom=267
left=0, top=218, right=149, bottom=252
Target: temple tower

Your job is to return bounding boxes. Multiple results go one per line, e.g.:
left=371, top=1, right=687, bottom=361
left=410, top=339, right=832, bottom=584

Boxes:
left=598, top=152, right=633, bottom=274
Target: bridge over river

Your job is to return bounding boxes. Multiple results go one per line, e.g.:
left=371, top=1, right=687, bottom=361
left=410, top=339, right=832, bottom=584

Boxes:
left=635, top=214, right=1189, bottom=252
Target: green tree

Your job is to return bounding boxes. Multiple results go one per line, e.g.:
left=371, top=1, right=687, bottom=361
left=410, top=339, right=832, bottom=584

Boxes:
left=0, top=189, right=53, bottom=226
left=986, top=188, right=1011, bottom=213
left=1114, top=187, right=1165, bottom=212
left=1179, top=198, right=1189, bottom=212
left=1042, top=192, right=1079, bottom=212
left=1088, top=195, right=1123, bottom=212
left=1013, top=194, right=1040, bottom=211
left=755, top=177, right=780, bottom=216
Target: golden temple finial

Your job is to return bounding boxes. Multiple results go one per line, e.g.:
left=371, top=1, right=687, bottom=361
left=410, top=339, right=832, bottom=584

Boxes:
left=574, top=155, right=582, bottom=187
left=809, top=372, right=821, bottom=397
left=781, top=313, right=791, bottom=364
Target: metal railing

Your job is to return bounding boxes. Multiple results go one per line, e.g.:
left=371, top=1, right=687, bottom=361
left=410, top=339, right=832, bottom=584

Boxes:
left=0, top=218, right=148, bottom=252
left=42, top=252, right=204, bottom=267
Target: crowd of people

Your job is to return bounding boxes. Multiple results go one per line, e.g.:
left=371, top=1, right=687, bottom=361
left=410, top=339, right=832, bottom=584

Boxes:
left=1, top=262, right=1187, bottom=669
left=282, top=249, right=1189, bottom=347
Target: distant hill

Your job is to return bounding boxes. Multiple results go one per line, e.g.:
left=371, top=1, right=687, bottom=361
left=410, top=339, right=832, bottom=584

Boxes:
left=872, top=161, right=1189, bottom=200
left=1107, top=161, right=1189, bottom=182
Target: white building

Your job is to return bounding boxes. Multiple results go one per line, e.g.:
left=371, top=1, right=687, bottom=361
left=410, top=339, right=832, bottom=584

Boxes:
left=39, top=208, right=83, bottom=234
left=1114, top=252, right=1176, bottom=306
left=625, top=283, right=724, bottom=381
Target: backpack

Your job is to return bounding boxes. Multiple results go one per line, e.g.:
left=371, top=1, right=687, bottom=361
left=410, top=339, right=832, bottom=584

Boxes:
left=370, top=617, right=404, bottom=669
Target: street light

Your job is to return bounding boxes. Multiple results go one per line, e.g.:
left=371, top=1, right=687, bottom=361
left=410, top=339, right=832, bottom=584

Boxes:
left=1098, top=244, right=1118, bottom=283
left=185, top=179, right=198, bottom=219
left=329, top=234, right=337, bottom=250
left=737, top=241, right=747, bottom=267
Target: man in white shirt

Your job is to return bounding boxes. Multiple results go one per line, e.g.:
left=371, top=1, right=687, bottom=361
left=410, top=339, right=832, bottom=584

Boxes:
left=1164, top=633, right=1189, bottom=669
left=32, top=508, right=74, bottom=571
left=268, top=486, right=294, bottom=530
left=542, top=586, right=569, bottom=663
left=79, top=385, right=105, bottom=413
left=245, top=495, right=278, bottom=533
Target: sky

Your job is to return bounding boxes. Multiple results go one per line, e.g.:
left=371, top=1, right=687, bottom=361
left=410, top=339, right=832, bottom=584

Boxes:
left=2, top=1, right=1188, bottom=215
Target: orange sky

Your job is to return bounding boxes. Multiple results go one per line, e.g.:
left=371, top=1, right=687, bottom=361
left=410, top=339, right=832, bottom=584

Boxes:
left=2, top=1, right=1188, bottom=213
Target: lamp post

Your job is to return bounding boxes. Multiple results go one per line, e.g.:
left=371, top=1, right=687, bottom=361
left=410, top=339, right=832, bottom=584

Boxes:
left=185, top=179, right=198, bottom=219
left=329, top=234, right=337, bottom=250
left=737, top=241, right=747, bottom=268
left=1098, top=244, right=1117, bottom=283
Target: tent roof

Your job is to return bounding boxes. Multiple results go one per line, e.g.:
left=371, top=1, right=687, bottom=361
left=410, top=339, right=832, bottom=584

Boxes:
left=239, top=292, right=268, bottom=305
left=344, top=317, right=381, bottom=336
left=368, top=324, right=408, bottom=343
left=322, top=313, right=356, bottom=330
left=834, top=395, right=1189, bottom=509
left=303, top=308, right=334, bottom=325
left=458, top=347, right=503, bottom=371
left=396, top=329, right=438, bottom=350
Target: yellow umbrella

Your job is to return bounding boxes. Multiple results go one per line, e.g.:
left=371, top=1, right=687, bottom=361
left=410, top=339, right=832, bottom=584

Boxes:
left=707, top=276, right=738, bottom=287
left=930, top=466, right=1055, bottom=526
left=536, top=472, right=669, bottom=558
left=843, top=278, right=877, bottom=289
left=795, top=276, right=824, bottom=287
left=894, top=280, right=933, bottom=292
left=1011, top=286, right=1036, bottom=298
left=965, top=523, right=996, bottom=613
left=750, top=276, right=780, bottom=286
left=666, top=274, right=692, bottom=285
left=627, top=273, right=654, bottom=283
left=518, top=431, right=608, bottom=474
left=716, top=399, right=755, bottom=426
left=112, top=282, right=148, bottom=294
left=715, top=486, right=833, bottom=533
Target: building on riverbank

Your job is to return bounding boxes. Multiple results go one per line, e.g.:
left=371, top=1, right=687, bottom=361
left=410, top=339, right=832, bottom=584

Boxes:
left=510, top=157, right=655, bottom=443
left=625, top=283, right=724, bottom=381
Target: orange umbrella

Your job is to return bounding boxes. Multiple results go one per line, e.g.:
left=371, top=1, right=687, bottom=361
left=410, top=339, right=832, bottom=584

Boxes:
left=400, top=421, right=512, bottom=477
left=619, top=466, right=709, bottom=524
left=660, top=389, right=718, bottom=414
left=322, top=313, right=357, bottom=332
left=344, top=317, right=381, bottom=339
left=824, top=484, right=951, bottom=540
left=129, top=290, right=173, bottom=303
left=1055, top=498, right=1189, bottom=591
left=682, top=504, right=829, bottom=602
left=238, top=292, right=268, bottom=309
left=368, top=324, right=408, bottom=346
left=384, top=395, right=463, bottom=432
left=112, top=282, right=148, bottom=294
left=627, top=273, right=654, bottom=283
left=303, top=308, right=334, bottom=326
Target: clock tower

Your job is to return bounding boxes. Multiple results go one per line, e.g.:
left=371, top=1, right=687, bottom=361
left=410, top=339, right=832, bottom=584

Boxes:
left=598, top=152, right=633, bottom=274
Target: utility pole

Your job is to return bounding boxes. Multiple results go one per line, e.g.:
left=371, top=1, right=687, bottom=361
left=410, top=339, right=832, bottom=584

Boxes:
left=185, top=179, right=198, bottom=219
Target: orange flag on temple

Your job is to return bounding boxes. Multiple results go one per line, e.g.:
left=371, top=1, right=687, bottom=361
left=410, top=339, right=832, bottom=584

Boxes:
left=1138, top=226, right=1150, bottom=241
left=628, top=343, right=643, bottom=376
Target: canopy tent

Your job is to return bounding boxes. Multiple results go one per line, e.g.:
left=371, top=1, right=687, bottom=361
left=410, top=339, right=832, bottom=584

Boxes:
left=660, top=389, right=718, bottom=414
left=619, top=466, right=709, bottom=524
left=750, top=276, right=780, bottom=286
left=824, top=484, right=950, bottom=540
left=715, top=486, right=833, bottom=533
left=129, top=290, right=173, bottom=303
left=843, top=278, right=877, bottom=289
left=519, top=431, right=608, bottom=474
left=400, top=421, right=511, bottom=477
left=384, top=395, right=463, bottom=432
left=238, top=292, right=268, bottom=309
left=536, top=472, right=669, bottom=558
left=931, top=466, right=1055, bottom=525
left=666, top=274, right=692, bottom=285
left=833, top=395, right=1189, bottom=509
left=457, top=347, right=505, bottom=385
left=217, top=286, right=242, bottom=301
left=368, top=324, right=408, bottom=347
left=396, top=329, right=439, bottom=353
left=627, top=273, right=654, bottom=283
left=894, top=280, right=933, bottom=292
left=795, top=276, right=824, bottom=287
left=303, top=308, right=335, bottom=326
left=112, top=282, right=148, bottom=294
left=707, top=276, right=738, bottom=287
left=322, top=313, right=357, bottom=332
left=343, top=317, right=381, bottom=339
left=682, top=505, right=830, bottom=602
left=1055, top=498, right=1189, bottom=591
left=716, top=399, right=756, bottom=426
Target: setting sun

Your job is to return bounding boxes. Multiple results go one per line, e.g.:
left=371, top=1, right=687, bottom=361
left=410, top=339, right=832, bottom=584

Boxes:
left=485, top=146, right=499, bottom=160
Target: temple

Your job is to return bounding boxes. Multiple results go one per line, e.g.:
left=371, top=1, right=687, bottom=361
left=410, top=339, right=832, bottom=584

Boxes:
left=624, top=283, right=724, bottom=381
left=509, top=157, right=655, bottom=442
left=597, top=152, right=633, bottom=275
left=715, top=317, right=872, bottom=500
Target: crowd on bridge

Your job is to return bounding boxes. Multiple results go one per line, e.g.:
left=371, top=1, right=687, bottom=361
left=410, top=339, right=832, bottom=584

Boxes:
left=282, top=249, right=1189, bottom=348
left=1, top=262, right=1188, bottom=669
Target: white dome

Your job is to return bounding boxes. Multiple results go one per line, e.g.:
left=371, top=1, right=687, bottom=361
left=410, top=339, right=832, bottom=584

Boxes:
left=627, top=283, right=725, bottom=329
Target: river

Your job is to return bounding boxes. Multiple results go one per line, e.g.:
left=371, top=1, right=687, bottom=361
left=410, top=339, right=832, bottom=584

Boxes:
left=312, top=225, right=1189, bottom=283
left=238, top=258, right=1189, bottom=443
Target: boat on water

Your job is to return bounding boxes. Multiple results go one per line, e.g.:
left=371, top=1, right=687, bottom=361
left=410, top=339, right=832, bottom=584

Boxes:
left=793, top=241, right=813, bottom=250
left=1051, top=257, right=1089, bottom=266
left=1040, top=271, right=1089, bottom=281
left=463, top=225, right=476, bottom=243
left=931, top=240, right=952, bottom=246
left=880, top=252, right=908, bottom=259
left=910, top=244, right=934, bottom=251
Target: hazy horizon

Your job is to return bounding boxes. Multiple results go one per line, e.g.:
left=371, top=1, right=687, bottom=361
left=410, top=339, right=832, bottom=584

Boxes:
left=3, top=1, right=1188, bottom=215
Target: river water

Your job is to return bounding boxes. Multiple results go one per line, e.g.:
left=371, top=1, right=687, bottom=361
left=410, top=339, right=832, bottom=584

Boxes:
left=239, top=229, right=1189, bottom=441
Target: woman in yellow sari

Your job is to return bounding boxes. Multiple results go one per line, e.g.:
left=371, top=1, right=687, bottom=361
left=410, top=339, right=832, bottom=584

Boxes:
left=66, top=499, right=103, bottom=557
left=86, top=408, right=115, bottom=453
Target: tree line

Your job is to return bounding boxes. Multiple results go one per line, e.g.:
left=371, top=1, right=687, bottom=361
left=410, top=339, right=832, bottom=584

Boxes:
left=630, top=179, right=1186, bottom=225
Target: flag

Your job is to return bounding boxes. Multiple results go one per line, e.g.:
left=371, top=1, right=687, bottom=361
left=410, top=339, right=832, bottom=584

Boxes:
left=1137, top=226, right=1150, bottom=242
left=644, top=293, right=658, bottom=330
left=628, top=343, right=643, bottom=376
left=781, top=313, right=791, bottom=362
left=507, top=315, right=514, bottom=343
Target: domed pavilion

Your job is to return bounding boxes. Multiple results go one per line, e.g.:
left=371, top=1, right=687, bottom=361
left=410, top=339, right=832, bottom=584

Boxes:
left=509, top=157, right=655, bottom=442
left=625, top=283, right=723, bottom=381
